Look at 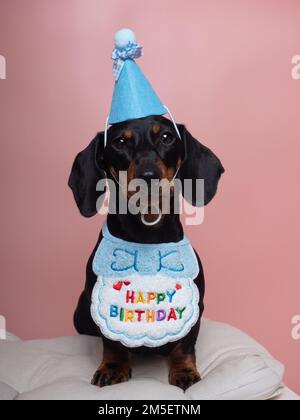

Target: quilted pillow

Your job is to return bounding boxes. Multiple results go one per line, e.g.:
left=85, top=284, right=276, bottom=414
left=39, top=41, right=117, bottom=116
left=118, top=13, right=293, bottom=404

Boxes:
left=0, top=318, right=284, bottom=400
left=0, top=382, right=18, bottom=400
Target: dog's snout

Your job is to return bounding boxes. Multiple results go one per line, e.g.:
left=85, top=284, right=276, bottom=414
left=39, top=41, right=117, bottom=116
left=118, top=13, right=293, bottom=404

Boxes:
left=136, top=167, right=161, bottom=184
left=134, top=153, right=161, bottom=183
left=142, top=169, right=158, bottom=180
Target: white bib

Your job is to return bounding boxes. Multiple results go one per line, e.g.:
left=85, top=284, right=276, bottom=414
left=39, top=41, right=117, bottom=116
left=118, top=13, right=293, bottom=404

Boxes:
left=91, top=224, right=200, bottom=348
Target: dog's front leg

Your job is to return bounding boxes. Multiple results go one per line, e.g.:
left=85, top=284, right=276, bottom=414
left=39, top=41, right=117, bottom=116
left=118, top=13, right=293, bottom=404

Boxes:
left=91, top=338, right=131, bottom=387
left=168, top=342, right=201, bottom=391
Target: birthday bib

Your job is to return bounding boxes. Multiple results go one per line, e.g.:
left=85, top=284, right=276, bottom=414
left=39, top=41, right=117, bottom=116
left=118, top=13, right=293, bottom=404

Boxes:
left=91, top=224, right=200, bottom=348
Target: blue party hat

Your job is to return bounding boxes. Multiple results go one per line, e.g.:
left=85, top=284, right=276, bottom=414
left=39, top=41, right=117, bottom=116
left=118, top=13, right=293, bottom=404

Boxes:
left=108, top=29, right=167, bottom=124
left=104, top=29, right=181, bottom=147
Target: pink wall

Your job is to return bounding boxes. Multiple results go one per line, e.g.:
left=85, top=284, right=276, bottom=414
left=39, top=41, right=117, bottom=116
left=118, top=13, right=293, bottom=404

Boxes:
left=0, top=0, right=299, bottom=393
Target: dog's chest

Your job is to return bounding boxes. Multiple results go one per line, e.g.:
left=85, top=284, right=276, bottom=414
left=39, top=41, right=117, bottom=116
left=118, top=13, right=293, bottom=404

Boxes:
left=91, top=224, right=200, bottom=347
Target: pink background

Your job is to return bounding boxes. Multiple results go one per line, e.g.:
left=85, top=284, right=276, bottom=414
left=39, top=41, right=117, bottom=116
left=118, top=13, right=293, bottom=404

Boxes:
left=0, top=0, right=299, bottom=393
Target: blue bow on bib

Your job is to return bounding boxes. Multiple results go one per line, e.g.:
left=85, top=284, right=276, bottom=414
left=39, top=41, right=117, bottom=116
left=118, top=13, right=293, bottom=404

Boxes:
left=93, top=224, right=199, bottom=279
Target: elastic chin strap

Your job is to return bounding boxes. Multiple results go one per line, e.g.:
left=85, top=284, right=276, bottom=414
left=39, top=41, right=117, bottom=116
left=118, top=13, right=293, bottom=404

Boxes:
left=104, top=115, right=110, bottom=149
left=103, top=105, right=181, bottom=148
left=163, top=105, right=182, bottom=141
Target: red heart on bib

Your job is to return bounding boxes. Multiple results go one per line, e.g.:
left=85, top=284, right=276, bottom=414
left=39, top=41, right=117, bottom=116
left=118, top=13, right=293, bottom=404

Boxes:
left=113, top=281, right=123, bottom=291
left=176, top=283, right=182, bottom=290
left=123, top=281, right=131, bottom=286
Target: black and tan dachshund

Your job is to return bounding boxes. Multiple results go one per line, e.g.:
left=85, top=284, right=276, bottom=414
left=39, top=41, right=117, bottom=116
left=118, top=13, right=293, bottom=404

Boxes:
left=68, top=115, right=224, bottom=390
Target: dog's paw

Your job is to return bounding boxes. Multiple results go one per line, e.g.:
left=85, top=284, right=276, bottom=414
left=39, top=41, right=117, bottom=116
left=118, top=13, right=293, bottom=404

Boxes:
left=169, top=368, right=201, bottom=391
left=91, top=363, right=132, bottom=388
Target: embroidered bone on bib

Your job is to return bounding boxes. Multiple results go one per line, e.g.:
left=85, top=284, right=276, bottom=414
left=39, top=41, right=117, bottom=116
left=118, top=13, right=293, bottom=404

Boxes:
left=91, top=224, right=200, bottom=348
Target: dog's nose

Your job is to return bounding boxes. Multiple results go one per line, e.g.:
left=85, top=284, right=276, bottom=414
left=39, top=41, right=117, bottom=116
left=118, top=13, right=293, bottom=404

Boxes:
left=136, top=167, right=161, bottom=185
left=142, top=170, right=156, bottom=179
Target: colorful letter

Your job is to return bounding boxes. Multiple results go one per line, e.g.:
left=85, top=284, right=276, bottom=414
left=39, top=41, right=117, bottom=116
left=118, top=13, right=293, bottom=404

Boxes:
left=146, top=310, right=155, bottom=322
left=135, top=291, right=146, bottom=304
left=126, top=290, right=135, bottom=303
left=125, top=310, right=134, bottom=322
left=135, top=309, right=145, bottom=322
left=120, top=307, right=124, bottom=321
left=166, top=290, right=176, bottom=303
left=147, top=292, right=156, bottom=304
left=175, top=307, right=186, bottom=319
left=167, top=308, right=177, bottom=321
left=156, top=309, right=166, bottom=321
left=110, top=305, right=118, bottom=317
left=157, top=293, right=166, bottom=304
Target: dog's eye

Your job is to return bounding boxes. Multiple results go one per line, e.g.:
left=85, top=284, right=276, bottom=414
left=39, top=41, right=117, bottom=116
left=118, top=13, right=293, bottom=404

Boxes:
left=160, top=132, right=175, bottom=146
left=112, top=137, right=126, bottom=149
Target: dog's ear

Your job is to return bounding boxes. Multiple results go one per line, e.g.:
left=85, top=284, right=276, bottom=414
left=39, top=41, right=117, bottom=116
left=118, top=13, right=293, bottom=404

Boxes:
left=177, top=124, right=224, bottom=206
left=68, top=132, right=106, bottom=217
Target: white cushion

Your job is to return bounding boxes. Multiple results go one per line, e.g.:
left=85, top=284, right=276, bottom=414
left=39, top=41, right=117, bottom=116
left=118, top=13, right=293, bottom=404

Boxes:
left=17, top=379, right=186, bottom=401
left=0, top=319, right=284, bottom=400
left=0, top=382, right=18, bottom=400
left=273, top=387, right=300, bottom=400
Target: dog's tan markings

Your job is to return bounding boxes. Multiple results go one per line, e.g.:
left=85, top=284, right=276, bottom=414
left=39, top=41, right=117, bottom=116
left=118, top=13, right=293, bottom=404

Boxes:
left=152, top=124, right=161, bottom=135
left=168, top=343, right=201, bottom=391
left=123, top=128, right=133, bottom=140
left=126, top=160, right=138, bottom=199
left=156, top=156, right=174, bottom=182
left=91, top=343, right=131, bottom=388
left=109, top=166, right=117, bottom=179
left=127, top=160, right=136, bottom=183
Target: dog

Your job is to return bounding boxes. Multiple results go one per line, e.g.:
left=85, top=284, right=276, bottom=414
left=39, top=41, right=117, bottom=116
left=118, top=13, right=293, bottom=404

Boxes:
left=68, top=115, right=224, bottom=390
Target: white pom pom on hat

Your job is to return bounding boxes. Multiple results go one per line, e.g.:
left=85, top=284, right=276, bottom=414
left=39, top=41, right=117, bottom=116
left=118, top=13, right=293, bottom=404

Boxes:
left=114, top=28, right=136, bottom=49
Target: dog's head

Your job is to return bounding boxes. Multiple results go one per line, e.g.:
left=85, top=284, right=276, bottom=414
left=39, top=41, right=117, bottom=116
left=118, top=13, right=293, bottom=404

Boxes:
left=68, top=115, right=224, bottom=220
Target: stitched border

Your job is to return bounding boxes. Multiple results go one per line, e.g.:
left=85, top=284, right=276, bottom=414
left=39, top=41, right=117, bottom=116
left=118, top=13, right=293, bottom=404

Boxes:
left=91, top=275, right=200, bottom=348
